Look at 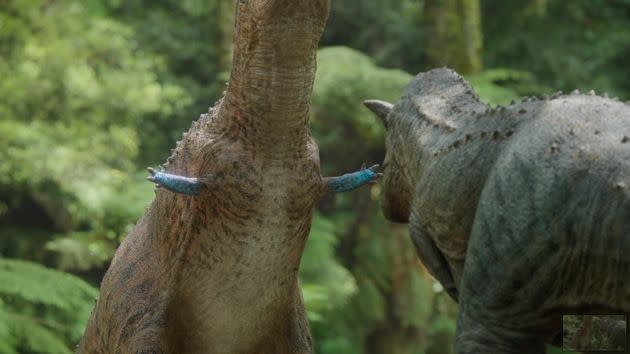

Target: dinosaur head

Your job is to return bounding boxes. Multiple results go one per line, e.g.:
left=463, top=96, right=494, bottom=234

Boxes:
left=364, top=99, right=413, bottom=223
left=365, top=68, right=484, bottom=223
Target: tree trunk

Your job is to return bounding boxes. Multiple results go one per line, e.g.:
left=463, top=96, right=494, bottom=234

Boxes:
left=77, top=1, right=333, bottom=353
left=570, top=315, right=593, bottom=351
left=422, top=0, right=483, bottom=74
left=364, top=225, right=431, bottom=354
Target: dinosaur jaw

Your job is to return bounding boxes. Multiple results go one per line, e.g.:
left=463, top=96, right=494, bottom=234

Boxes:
left=380, top=173, right=412, bottom=223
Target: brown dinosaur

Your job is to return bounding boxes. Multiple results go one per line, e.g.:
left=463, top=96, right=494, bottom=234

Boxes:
left=570, top=315, right=593, bottom=351
left=77, top=1, right=380, bottom=353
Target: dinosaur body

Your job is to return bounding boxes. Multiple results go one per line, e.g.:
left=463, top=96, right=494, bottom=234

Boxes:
left=569, top=315, right=593, bottom=351
left=569, top=316, right=626, bottom=351
left=603, top=318, right=627, bottom=350
left=79, top=117, right=322, bottom=353
left=366, top=68, right=630, bottom=353
left=77, top=1, right=377, bottom=353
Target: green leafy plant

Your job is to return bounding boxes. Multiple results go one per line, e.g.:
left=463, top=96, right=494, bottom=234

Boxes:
left=300, top=213, right=358, bottom=322
left=0, top=258, right=98, bottom=354
left=0, top=0, right=175, bottom=269
left=312, top=46, right=412, bottom=175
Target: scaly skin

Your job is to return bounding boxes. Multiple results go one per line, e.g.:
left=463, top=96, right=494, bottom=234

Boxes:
left=366, top=68, right=630, bottom=354
left=76, top=1, right=380, bottom=353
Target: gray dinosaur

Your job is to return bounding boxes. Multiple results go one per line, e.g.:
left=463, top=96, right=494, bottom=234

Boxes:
left=600, top=317, right=627, bottom=350
left=365, top=68, right=630, bottom=353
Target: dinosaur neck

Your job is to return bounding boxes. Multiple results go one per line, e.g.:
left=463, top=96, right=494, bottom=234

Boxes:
left=219, top=1, right=329, bottom=159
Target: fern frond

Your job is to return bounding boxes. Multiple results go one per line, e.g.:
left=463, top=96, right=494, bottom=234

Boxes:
left=2, top=308, right=72, bottom=354
left=0, top=303, right=18, bottom=354
left=0, top=258, right=98, bottom=312
left=0, top=258, right=98, bottom=352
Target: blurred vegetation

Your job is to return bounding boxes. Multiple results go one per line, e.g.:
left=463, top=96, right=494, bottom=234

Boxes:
left=0, top=258, right=97, bottom=354
left=1, top=0, right=629, bottom=352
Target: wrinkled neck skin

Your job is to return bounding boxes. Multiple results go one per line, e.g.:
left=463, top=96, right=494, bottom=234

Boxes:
left=78, top=1, right=331, bottom=353
left=157, top=3, right=330, bottom=351
left=219, top=1, right=329, bottom=159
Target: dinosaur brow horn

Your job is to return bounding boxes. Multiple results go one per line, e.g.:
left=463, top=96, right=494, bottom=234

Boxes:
left=363, top=99, right=393, bottom=127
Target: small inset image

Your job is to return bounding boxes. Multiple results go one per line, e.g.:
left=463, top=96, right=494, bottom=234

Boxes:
left=563, top=314, right=626, bottom=352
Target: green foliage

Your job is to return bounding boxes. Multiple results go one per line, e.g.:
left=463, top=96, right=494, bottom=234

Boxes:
left=466, top=68, right=548, bottom=105
left=0, top=0, right=169, bottom=268
left=0, top=258, right=98, bottom=353
left=300, top=213, right=357, bottom=321
left=103, top=0, right=228, bottom=165
left=44, top=232, right=116, bottom=272
left=428, top=314, right=456, bottom=337
left=322, top=1, right=425, bottom=72
left=483, top=0, right=630, bottom=100
left=353, top=214, right=434, bottom=336
left=312, top=46, right=412, bottom=175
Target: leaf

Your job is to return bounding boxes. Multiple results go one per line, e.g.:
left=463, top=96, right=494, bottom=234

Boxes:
left=2, top=310, right=72, bottom=354
left=0, top=258, right=98, bottom=312
left=0, top=258, right=98, bottom=345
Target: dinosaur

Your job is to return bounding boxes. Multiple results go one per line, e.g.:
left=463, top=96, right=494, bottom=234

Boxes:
left=364, top=68, right=630, bottom=353
left=569, top=315, right=627, bottom=351
left=76, top=1, right=381, bottom=353
left=599, top=316, right=627, bottom=350
left=569, top=315, right=593, bottom=351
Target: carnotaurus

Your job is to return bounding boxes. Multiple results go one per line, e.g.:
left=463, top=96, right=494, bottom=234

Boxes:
left=77, top=1, right=380, bottom=353
left=570, top=316, right=627, bottom=351
left=365, top=68, right=630, bottom=353
left=600, top=317, right=627, bottom=350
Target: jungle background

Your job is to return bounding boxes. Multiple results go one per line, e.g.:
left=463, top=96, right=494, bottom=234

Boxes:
left=1, top=0, right=629, bottom=353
